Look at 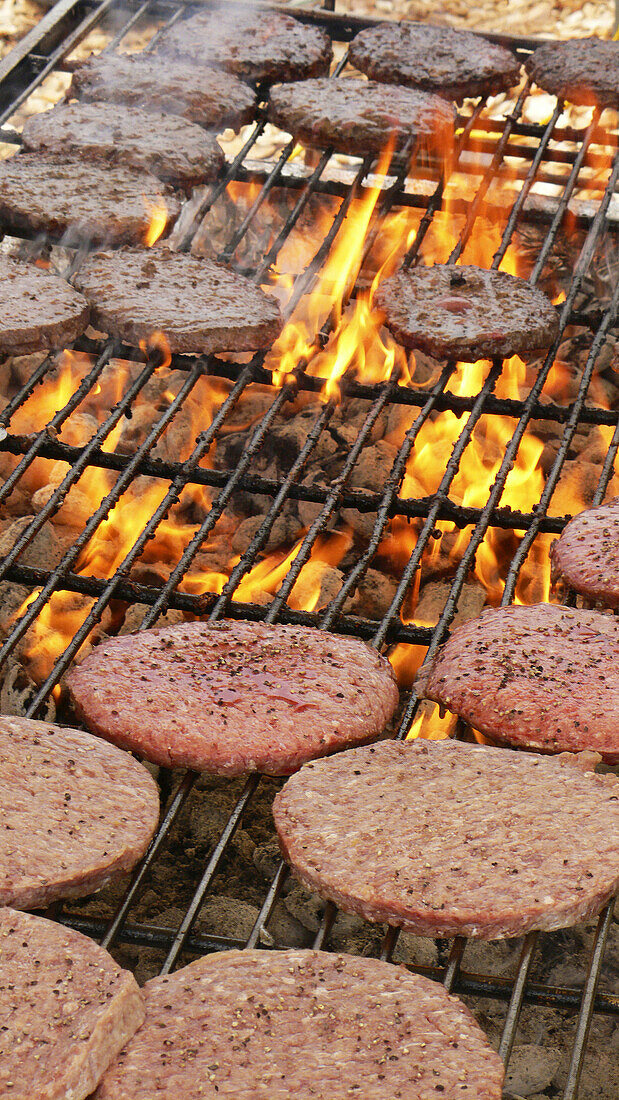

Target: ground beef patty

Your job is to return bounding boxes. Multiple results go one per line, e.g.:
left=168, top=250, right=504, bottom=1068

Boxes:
left=160, top=8, right=332, bottom=84
left=349, top=22, right=520, bottom=102
left=73, top=248, right=282, bottom=355
left=525, top=37, right=619, bottom=109
left=70, top=51, right=256, bottom=130
left=0, top=255, right=89, bottom=354
left=416, top=603, right=619, bottom=762
left=0, top=714, right=159, bottom=909
left=93, top=948, right=504, bottom=1099
left=22, top=102, right=224, bottom=193
left=0, top=154, right=179, bottom=246
left=550, top=499, right=619, bottom=608
left=273, top=739, right=619, bottom=939
left=0, top=908, right=145, bottom=1100
left=375, top=264, right=559, bottom=361
left=268, top=77, right=455, bottom=156
left=66, top=620, right=399, bottom=775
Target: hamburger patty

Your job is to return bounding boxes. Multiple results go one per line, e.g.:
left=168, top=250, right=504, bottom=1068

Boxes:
left=0, top=255, right=89, bottom=354
left=70, top=51, right=256, bottom=130
left=66, top=619, right=399, bottom=775
left=22, top=102, right=224, bottom=193
left=93, top=949, right=504, bottom=1099
left=375, top=264, right=559, bottom=361
left=268, top=77, right=455, bottom=155
left=160, top=8, right=332, bottom=84
left=0, top=154, right=179, bottom=246
left=349, top=22, right=520, bottom=102
left=0, top=714, right=160, bottom=909
left=525, top=37, right=619, bottom=109
left=416, top=603, right=619, bottom=761
left=72, top=249, right=282, bottom=355
left=0, top=908, right=145, bottom=1100
left=273, top=739, right=619, bottom=939
left=550, top=499, right=619, bottom=608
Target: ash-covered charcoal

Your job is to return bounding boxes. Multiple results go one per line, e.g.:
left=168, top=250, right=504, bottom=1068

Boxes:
left=375, top=264, right=559, bottom=361
left=267, top=77, right=455, bottom=156
left=416, top=603, right=619, bottom=761
left=0, top=255, right=89, bottom=354
left=273, top=739, right=619, bottom=939
left=349, top=22, right=520, bottom=102
left=0, top=714, right=160, bottom=909
left=70, top=52, right=256, bottom=131
left=65, top=619, right=399, bottom=775
left=93, top=949, right=504, bottom=1100
left=550, top=498, right=619, bottom=608
left=525, top=36, right=619, bottom=109
left=22, top=102, right=224, bottom=193
left=0, top=154, right=179, bottom=246
left=0, top=908, right=145, bottom=1100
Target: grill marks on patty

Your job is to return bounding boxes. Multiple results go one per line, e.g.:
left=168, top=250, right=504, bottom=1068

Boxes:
left=525, top=36, right=619, bottom=109
left=93, top=949, right=504, bottom=1100
left=550, top=499, right=619, bottom=608
left=0, top=255, right=89, bottom=354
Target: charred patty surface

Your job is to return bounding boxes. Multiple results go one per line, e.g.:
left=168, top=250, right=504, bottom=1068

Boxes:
left=0, top=154, right=179, bottom=246
left=375, top=264, right=559, bottom=361
left=66, top=619, right=399, bottom=775
left=551, top=499, right=619, bottom=608
left=72, top=249, right=282, bottom=355
left=22, top=102, right=224, bottom=193
left=0, top=255, right=89, bottom=354
left=416, top=603, right=619, bottom=761
left=349, top=22, right=520, bottom=102
left=525, top=37, right=619, bottom=109
left=0, top=909, right=145, bottom=1100
left=0, top=714, right=160, bottom=910
left=160, top=8, right=332, bottom=84
left=70, top=51, right=256, bottom=130
left=274, top=739, right=619, bottom=939
left=93, top=949, right=504, bottom=1100
left=268, top=77, right=455, bottom=155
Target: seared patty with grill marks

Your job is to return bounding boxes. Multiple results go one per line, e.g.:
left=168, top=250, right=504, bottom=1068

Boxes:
left=551, top=499, right=619, bottom=608
left=525, top=37, right=619, bottom=109
left=0, top=255, right=89, bottom=354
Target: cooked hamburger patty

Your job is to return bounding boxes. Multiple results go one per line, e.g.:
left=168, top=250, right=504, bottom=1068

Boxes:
left=160, top=8, right=332, bottom=84
left=22, top=102, right=224, bottom=193
left=0, top=908, right=144, bottom=1100
left=0, top=154, right=179, bottom=245
left=66, top=620, right=399, bottom=775
left=73, top=248, right=282, bottom=355
left=416, top=603, right=619, bottom=761
left=0, top=714, right=159, bottom=909
left=93, top=949, right=504, bottom=1100
left=268, top=77, right=455, bottom=155
left=349, top=22, right=520, bottom=102
left=375, top=264, right=559, bottom=361
left=70, top=51, right=256, bottom=130
left=0, top=255, right=89, bottom=354
left=525, top=37, right=619, bottom=109
left=551, top=499, right=619, bottom=608
left=274, top=739, right=619, bottom=939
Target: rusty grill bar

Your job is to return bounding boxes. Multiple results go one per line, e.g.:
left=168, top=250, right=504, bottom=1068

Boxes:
left=0, top=2, right=617, bottom=1097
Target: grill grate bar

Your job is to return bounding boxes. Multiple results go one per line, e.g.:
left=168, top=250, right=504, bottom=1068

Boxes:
left=563, top=901, right=616, bottom=1100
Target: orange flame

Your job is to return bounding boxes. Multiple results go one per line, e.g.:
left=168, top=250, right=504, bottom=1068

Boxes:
left=142, top=196, right=168, bottom=247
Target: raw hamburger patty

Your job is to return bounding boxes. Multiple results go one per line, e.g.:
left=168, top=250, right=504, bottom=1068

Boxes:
left=66, top=619, right=399, bottom=775
left=375, top=264, right=559, bottom=361
left=0, top=154, right=179, bottom=246
left=93, top=949, right=504, bottom=1100
left=416, top=603, right=619, bottom=762
left=160, top=8, right=332, bottom=83
left=70, top=51, right=256, bottom=130
left=0, top=714, right=159, bottom=909
left=0, top=908, right=144, bottom=1100
left=274, top=739, right=619, bottom=939
left=551, top=499, right=619, bottom=608
left=0, top=255, right=89, bottom=354
left=349, top=22, right=520, bottom=102
left=22, top=102, right=224, bottom=192
left=268, top=77, right=455, bottom=155
left=525, top=37, right=619, bottom=109
left=72, top=248, right=282, bottom=355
